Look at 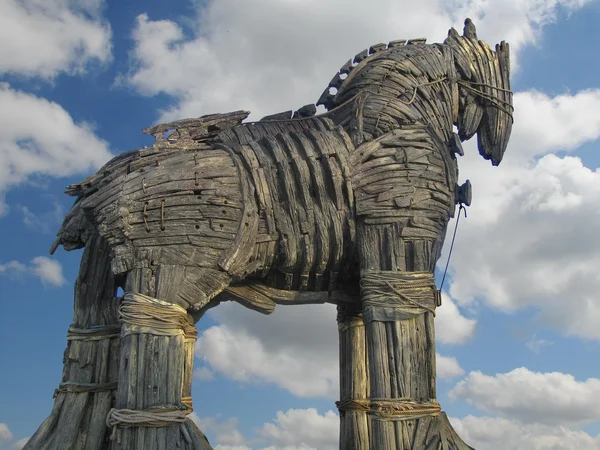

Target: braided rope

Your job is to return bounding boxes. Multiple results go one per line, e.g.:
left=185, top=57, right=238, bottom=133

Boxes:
left=361, top=271, right=438, bottom=323
left=106, top=406, right=191, bottom=441
left=336, top=398, right=441, bottom=421
left=119, top=293, right=196, bottom=338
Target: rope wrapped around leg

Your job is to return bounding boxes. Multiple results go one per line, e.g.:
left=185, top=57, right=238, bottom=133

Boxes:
left=106, top=406, right=192, bottom=442
left=119, top=292, right=197, bottom=338
left=336, top=398, right=441, bottom=421
left=108, top=293, right=197, bottom=442
left=360, top=270, right=441, bottom=323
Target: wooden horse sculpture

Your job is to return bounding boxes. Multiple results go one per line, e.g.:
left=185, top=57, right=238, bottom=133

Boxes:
left=26, top=19, right=512, bottom=450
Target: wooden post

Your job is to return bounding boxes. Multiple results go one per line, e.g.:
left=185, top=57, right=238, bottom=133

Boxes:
left=337, top=301, right=370, bottom=449
left=358, top=223, right=473, bottom=449
left=24, top=234, right=121, bottom=450
left=108, top=267, right=212, bottom=450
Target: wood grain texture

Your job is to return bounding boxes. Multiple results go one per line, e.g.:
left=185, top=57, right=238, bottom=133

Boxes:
left=111, top=269, right=212, bottom=450
left=24, top=234, right=120, bottom=450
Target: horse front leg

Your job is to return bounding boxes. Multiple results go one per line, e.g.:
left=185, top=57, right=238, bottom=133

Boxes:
left=357, top=222, right=443, bottom=449
left=108, top=261, right=230, bottom=450
left=351, top=129, right=473, bottom=449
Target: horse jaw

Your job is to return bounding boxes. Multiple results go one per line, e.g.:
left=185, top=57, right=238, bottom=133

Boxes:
left=477, top=107, right=512, bottom=166
left=478, top=40, right=513, bottom=166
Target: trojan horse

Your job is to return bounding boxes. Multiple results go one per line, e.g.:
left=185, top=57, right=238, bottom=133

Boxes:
left=25, top=19, right=512, bottom=450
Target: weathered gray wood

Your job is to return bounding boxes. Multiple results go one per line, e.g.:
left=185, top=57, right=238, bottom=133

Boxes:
left=111, top=267, right=211, bottom=450
left=24, top=234, right=120, bottom=450
left=337, top=301, right=369, bottom=449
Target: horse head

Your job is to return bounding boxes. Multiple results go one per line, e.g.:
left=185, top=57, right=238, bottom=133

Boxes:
left=446, top=19, right=513, bottom=166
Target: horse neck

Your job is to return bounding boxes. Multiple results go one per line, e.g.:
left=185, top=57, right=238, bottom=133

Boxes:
left=328, top=50, right=457, bottom=147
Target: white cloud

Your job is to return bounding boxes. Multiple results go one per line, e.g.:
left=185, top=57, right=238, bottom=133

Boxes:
left=193, top=366, right=215, bottom=382
left=0, top=256, right=65, bottom=287
left=526, top=334, right=553, bottom=354
left=121, top=0, right=590, bottom=122
left=12, top=437, right=30, bottom=450
left=513, top=90, right=600, bottom=157
left=436, top=353, right=465, bottom=379
left=215, top=446, right=251, bottom=450
left=30, top=256, right=66, bottom=287
left=0, top=0, right=111, bottom=79
left=448, top=0, right=593, bottom=59
left=190, top=409, right=339, bottom=450
left=0, top=423, right=13, bottom=444
left=0, top=261, right=27, bottom=278
left=17, top=202, right=64, bottom=234
left=436, top=292, right=477, bottom=344
left=0, top=83, right=112, bottom=216
left=190, top=413, right=247, bottom=447
left=449, top=367, right=600, bottom=426
left=450, top=415, right=600, bottom=450
left=195, top=313, right=338, bottom=398
left=257, top=408, right=338, bottom=450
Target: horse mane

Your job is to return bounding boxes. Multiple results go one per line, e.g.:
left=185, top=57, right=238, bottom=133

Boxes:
left=316, top=37, right=430, bottom=110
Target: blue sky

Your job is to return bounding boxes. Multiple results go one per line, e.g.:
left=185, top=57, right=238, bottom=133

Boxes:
left=1, top=1, right=600, bottom=449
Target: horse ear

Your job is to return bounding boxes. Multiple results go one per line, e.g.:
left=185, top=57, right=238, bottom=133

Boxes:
left=463, top=18, right=478, bottom=40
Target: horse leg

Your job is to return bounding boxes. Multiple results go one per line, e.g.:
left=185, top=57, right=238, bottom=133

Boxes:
left=24, top=233, right=120, bottom=450
left=337, top=299, right=370, bottom=449
left=357, top=221, right=473, bottom=450
left=109, top=262, right=230, bottom=450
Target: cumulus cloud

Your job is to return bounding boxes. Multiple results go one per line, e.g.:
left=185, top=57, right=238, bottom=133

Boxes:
left=0, top=256, right=65, bottom=287
left=0, top=261, right=27, bottom=279
left=121, top=0, right=589, bottom=122
left=436, top=293, right=477, bottom=344
left=30, top=256, right=66, bottom=287
left=257, top=408, right=338, bottom=450
left=449, top=367, right=600, bottom=426
left=450, top=415, right=600, bottom=450
left=436, top=353, right=465, bottom=379
left=193, top=366, right=215, bottom=382
left=190, top=413, right=247, bottom=447
left=215, top=446, right=251, bottom=450
left=0, top=0, right=111, bottom=78
left=0, top=83, right=113, bottom=215
left=191, top=409, right=338, bottom=450
left=195, top=311, right=338, bottom=398
left=514, top=90, right=600, bottom=157
left=0, top=423, right=13, bottom=444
